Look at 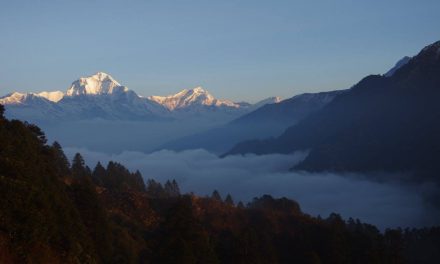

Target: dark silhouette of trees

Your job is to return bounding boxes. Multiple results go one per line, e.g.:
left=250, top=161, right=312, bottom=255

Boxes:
left=0, top=104, right=5, bottom=119
left=92, top=161, right=106, bottom=185
left=225, top=194, right=234, bottom=206
left=146, top=179, right=181, bottom=198
left=146, top=179, right=165, bottom=198
left=102, top=161, right=146, bottom=192
left=71, top=153, right=90, bottom=180
left=211, top=190, right=222, bottom=201
left=164, top=179, right=181, bottom=197
left=1, top=114, right=439, bottom=263
left=51, top=141, right=70, bottom=176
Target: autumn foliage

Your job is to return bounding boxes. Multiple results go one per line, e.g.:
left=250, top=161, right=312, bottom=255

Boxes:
left=0, top=107, right=439, bottom=263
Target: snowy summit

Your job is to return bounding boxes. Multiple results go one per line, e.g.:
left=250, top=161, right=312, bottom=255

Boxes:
left=0, top=72, right=281, bottom=122
left=148, top=87, right=240, bottom=111
left=66, top=72, right=129, bottom=96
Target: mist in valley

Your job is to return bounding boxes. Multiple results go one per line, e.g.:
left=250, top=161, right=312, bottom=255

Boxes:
left=64, top=147, right=440, bottom=230
left=41, top=119, right=224, bottom=153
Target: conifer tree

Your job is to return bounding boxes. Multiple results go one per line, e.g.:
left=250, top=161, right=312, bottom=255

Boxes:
left=225, top=194, right=234, bottom=206
left=133, top=170, right=147, bottom=192
left=51, top=141, right=70, bottom=176
left=172, top=179, right=181, bottom=196
left=211, top=190, right=222, bottom=201
left=0, top=104, right=4, bottom=119
left=164, top=179, right=181, bottom=197
left=146, top=179, right=165, bottom=198
left=71, top=153, right=89, bottom=179
left=92, top=161, right=106, bottom=185
left=26, top=123, right=47, bottom=144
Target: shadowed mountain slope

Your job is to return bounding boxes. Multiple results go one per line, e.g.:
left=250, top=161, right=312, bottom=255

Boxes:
left=225, top=41, right=440, bottom=182
left=160, top=91, right=340, bottom=153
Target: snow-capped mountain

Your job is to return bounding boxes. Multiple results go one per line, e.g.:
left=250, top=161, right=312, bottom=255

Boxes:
left=0, top=72, right=165, bottom=122
left=0, top=92, right=65, bottom=121
left=0, top=72, right=280, bottom=123
left=148, top=87, right=240, bottom=111
left=159, top=91, right=338, bottom=153
left=37, top=91, right=64, bottom=102
left=66, top=72, right=128, bottom=96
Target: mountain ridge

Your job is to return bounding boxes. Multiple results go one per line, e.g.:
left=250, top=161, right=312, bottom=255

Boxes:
left=224, top=40, right=440, bottom=182
left=159, top=90, right=340, bottom=153
left=0, top=72, right=281, bottom=122
left=148, top=86, right=240, bottom=110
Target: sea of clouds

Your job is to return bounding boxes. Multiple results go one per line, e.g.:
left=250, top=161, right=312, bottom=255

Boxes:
left=64, top=148, right=440, bottom=230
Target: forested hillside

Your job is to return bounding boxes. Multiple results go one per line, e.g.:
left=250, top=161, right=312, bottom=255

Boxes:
left=1, top=104, right=439, bottom=263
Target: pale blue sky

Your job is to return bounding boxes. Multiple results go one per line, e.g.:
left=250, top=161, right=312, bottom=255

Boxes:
left=0, top=0, right=439, bottom=102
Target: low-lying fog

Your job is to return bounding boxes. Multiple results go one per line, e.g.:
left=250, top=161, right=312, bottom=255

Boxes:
left=65, top=148, right=440, bottom=230
left=41, top=119, right=224, bottom=153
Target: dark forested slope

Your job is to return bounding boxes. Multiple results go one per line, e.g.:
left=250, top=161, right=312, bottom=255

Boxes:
left=1, top=105, right=439, bottom=263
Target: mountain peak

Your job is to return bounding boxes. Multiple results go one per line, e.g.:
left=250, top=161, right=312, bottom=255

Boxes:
left=418, top=40, right=440, bottom=59
left=0, top=92, right=27, bottom=105
left=38, top=91, right=64, bottom=102
left=384, top=56, right=412, bottom=77
left=66, top=72, right=127, bottom=96
left=0, top=91, right=49, bottom=105
left=173, top=87, right=209, bottom=97
left=90, top=72, right=118, bottom=83
left=148, top=86, right=238, bottom=111
left=422, top=40, right=440, bottom=51
left=192, top=86, right=206, bottom=93
left=251, top=96, right=282, bottom=109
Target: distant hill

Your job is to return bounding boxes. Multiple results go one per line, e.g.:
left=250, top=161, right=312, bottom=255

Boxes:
left=225, top=40, right=440, bottom=182
left=160, top=90, right=341, bottom=153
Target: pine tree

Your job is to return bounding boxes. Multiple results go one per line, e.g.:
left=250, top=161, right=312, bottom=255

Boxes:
left=146, top=179, right=165, bottom=198
left=71, top=153, right=89, bottom=179
left=103, top=162, right=146, bottom=192
left=92, top=162, right=106, bottom=185
left=225, top=194, right=234, bottom=206
left=133, top=170, right=146, bottom=192
left=51, top=141, right=70, bottom=177
left=26, top=123, right=47, bottom=144
left=172, top=179, right=181, bottom=196
left=0, top=104, right=5, bottom=119
left=211, top=190, right=222, bottom=202
left=164, top=179, right=181, bottom=197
